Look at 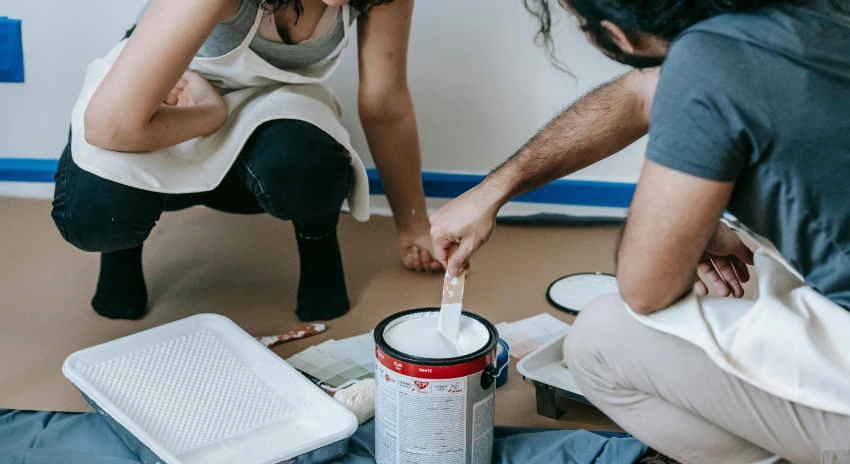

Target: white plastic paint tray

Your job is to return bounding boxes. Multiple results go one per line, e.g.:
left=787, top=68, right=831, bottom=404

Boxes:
left=63, top=314, right=358, bottom=464
left=515, top=331, right=592, bottom=420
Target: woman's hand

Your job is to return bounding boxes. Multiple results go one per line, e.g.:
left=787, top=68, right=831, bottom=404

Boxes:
left=164, top=71, right=226, bottom=112
left=693, top=222, right=755, bottom=297
left=83, top=0, right=237, bottom=152
left=398, top=220, right=444, bottom=273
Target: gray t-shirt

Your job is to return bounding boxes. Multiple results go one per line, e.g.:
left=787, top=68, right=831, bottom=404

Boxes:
left=137, top=0, right=357, bottom=70
left=646, top=0, right=850, bottom=308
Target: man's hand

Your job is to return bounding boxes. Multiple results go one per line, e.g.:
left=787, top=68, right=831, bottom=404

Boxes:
left=429, top=184, right=502, bottom=276
left=694, top=222, right=754, bottom=297
left=617, top=161, right=744, bottom=315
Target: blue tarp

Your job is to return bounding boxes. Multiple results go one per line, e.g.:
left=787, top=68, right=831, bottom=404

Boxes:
left=0, top=409, right=647, bottom=464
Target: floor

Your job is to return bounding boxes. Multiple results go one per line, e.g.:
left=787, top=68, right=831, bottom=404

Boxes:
left=0, top=196, right=624, bottom=431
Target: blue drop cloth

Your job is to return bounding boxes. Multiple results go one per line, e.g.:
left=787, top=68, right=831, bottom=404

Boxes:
left=0, top=409, right=647, bottom=464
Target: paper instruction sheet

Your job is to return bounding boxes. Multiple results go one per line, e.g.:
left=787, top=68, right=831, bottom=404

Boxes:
left=497, top=313, right=570, bottom=360
left=286, top=332, right=375, bottom=387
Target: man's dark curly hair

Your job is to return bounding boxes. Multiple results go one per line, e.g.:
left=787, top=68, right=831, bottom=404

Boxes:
left=264, top=0, right=394, bottom=18
left=524, top=0, right=808, bottom=68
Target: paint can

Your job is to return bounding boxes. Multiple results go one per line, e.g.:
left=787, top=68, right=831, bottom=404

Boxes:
left=374, top=307, right=498, bottom=464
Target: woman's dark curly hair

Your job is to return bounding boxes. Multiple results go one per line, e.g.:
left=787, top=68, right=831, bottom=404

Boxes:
left=524, top=0, right=810, bottom=68
left=263, top=0, right=394, bottom=18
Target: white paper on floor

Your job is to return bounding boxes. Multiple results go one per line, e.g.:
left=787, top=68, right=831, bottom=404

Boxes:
left=286, top=332, right=375, bottom=387
left=497, top=313, right=571, bottom=360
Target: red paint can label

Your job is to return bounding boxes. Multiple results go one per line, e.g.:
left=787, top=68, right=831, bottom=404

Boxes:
left=375, top=347, right=495, bottom=379
left=375, top=347, right=496, bottom=464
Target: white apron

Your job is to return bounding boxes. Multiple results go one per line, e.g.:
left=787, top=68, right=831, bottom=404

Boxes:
left=629, top=220, right=850, bottom=416
left=69, top=5, right=370, bottom=222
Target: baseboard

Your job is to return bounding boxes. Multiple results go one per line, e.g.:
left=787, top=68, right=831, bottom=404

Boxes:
left=0, top=158, right=635, bottom=208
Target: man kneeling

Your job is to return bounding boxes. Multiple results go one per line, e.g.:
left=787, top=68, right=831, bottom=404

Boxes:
left=430, top=0, right=850, bottom=461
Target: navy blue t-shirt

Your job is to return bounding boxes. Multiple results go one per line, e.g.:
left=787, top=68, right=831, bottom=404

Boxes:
left=646, top=0, right=850, bottom=308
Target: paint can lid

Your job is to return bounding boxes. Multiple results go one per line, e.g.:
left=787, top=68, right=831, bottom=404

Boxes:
left=546, top=273, right=619, bottom=315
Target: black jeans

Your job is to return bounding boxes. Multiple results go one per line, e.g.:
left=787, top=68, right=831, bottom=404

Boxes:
left=52, top=119, right=353, bottom=253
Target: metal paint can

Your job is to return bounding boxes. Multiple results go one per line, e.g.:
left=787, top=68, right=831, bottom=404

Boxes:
left=374, top=307, right=498, bottom=464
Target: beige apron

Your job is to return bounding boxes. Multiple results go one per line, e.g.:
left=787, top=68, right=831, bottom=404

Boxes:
left=629, top=220, right=850, bottom=416
left=70, top=5, right=370, bottom=221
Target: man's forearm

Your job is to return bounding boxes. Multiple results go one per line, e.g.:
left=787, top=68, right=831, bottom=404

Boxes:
left=482, top=68, right=658, bottom=206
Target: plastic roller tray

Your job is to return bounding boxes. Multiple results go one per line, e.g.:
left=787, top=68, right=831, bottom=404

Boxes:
left=516, top=331, right=592, bottom=419
left=63, top=314, right=358, bottom=464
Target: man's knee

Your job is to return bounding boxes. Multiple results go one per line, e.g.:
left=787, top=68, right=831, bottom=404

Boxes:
left=564, top=294, right=632, bottom=386
left=241, top=120, right=353, bottom=220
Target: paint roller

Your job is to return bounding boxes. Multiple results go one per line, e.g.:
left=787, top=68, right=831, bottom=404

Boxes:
left=296, top=369, right=376, bottom=425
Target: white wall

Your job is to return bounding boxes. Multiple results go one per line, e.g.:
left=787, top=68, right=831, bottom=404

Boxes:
left=328, top=1, right=645, bottom=183
left=0, top=0, right=148, bottom=160
left=0, top=0, right=645, bottom=184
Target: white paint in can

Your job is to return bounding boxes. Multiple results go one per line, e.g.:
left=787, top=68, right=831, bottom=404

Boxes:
left=384, top=312, right=489, bottom=359
left=374, top=309, right=498, bottom=464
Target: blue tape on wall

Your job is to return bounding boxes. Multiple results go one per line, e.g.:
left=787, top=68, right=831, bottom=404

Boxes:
left=0, top=159, right=58, bottom=183
left=367, top=171, right=635, bottom=208
left=0, top=158, right=635, bottom=208
left=369, top=171, right=635, bottom=208
left=0, top=17, right=25, bottom=83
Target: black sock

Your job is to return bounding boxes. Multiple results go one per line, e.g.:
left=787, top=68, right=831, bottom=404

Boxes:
left=91, top=245, right=148, bottom=320
left=295, top=230, right=350, bottom=322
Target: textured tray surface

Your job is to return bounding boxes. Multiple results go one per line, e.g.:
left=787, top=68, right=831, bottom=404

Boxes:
left=76, top=329, right=291, bottom=455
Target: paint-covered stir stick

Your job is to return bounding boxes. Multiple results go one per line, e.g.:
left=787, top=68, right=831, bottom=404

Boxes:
left=256, top=323, right=326, bottom=348
left=438, top=244, right=465, bottom=351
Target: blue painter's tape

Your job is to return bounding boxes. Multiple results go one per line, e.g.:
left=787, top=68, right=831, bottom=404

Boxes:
left=0, top=158, right=59, bottom=183
left=0, top=17, right=25, bottom=83
left=0, top=158, right=636, bottom=208
left=367, top=169, right=635, bottom=208
left=496, top=338, right=510, bottom=388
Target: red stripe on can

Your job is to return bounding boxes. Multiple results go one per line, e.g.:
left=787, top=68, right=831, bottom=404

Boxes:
left=376, top=347, right=495, bottom=379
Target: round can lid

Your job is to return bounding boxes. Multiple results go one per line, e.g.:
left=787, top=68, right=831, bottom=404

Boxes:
left=546, top=273, right=619, bottom=315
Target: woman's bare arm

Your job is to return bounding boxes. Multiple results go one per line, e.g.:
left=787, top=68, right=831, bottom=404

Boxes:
left=84, top=0, right=238, bottom=152
left=357, top=0, right=441, bottom=272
